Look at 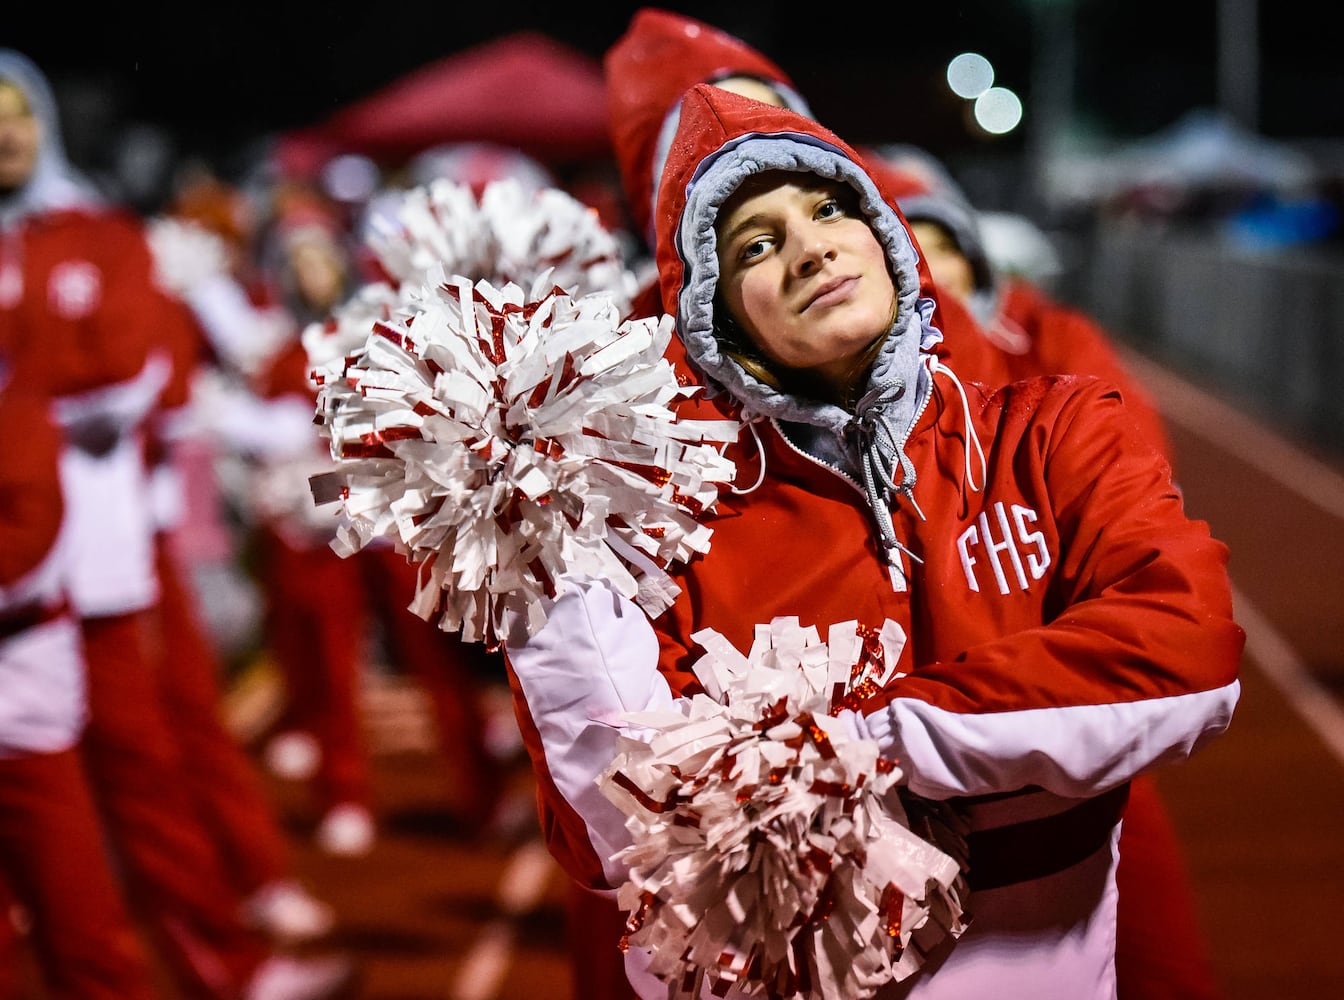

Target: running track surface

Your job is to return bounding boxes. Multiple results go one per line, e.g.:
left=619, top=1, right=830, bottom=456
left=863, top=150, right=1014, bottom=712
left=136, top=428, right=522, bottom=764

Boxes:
left=19, top=348, right=1344, bottom=999
left=293, top=350, right=1344, bottom=999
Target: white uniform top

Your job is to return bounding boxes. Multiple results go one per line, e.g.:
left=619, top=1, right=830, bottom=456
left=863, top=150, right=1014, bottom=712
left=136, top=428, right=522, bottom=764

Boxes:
left=0, top=524, right=86, bottom=757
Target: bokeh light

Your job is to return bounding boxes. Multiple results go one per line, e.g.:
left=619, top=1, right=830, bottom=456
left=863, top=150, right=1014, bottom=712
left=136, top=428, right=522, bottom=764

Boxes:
left=973, top=87, right=1023, bottom=135
left=321, top=153, right=382, bottom=204
left=946, top=52, right=995, bottom=99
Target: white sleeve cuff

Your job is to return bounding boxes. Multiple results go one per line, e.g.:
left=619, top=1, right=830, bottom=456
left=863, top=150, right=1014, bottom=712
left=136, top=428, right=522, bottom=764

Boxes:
left=505, top=577, right=672, bottom=885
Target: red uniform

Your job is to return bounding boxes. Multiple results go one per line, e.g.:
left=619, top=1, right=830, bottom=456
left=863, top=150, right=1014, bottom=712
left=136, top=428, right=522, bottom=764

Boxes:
left=504, top=86, right=1243, bottom=999
left=0, top=45, right=353, bottom=1000
left=0, top=375, right=157, bottom=1000
left=0, top=50, right=285, bottom=995
left=586, top=12, right=1216, bottom=999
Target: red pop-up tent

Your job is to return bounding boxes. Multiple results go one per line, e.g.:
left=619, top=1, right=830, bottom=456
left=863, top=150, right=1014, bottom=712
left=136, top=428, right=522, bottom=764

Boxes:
left=275, top=31, right=612, bottom=177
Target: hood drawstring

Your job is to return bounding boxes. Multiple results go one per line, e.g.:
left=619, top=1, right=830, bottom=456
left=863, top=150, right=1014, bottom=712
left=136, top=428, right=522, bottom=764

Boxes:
left=928, top=355, right=988, bottom=494
left=728, top=418, right=768, bottom=495
left=851, top=376, right=923, bottom=566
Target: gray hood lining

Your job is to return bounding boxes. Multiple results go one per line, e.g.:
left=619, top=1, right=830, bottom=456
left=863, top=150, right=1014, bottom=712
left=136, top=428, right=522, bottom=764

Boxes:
left=0, top=48, right=102, bottom=226
left=646, top=81, right=813, bottom=248
left=672, top=134, right=935, bottom=440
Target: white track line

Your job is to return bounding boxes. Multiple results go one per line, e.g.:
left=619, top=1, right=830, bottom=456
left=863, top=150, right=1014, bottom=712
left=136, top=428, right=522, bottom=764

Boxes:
left=495, top=839, right=558, bottom=916
left=1232, top=584, right=1344, bottom=769
left=1126, top=350, right=1344, bottom=766
left=1123, top=347, right=1344, bottom=519
left=451, top=922, right=514, bottom=1000
left=449, top=835, right=556, bottom=1000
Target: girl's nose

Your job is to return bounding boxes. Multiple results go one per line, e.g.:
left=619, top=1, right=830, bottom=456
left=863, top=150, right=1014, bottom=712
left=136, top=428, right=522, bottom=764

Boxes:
left=790, top=229, right=837, bottom=276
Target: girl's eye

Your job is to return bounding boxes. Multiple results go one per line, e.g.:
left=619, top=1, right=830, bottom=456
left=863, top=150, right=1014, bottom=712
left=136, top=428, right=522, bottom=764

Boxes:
left=739, top=236, right=770, bottom=262
left=816, top=198, right=843, bottom=220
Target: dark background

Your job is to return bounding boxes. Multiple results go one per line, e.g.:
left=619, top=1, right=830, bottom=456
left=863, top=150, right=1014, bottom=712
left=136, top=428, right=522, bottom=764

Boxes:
left=7, top=0, right=1341, bottom=190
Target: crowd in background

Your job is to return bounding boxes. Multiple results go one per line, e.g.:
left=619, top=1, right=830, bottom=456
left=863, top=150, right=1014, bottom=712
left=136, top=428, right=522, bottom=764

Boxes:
left=0, top=7, right=1304, bottom=998
left=1, top=44, right=565, bottom=999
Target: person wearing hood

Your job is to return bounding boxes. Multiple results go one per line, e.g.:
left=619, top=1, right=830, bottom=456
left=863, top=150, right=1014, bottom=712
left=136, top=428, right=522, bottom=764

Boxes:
left=584, top=20, right=980, bottom=986
left=878, top=144, right=1174, bottom=463
left=603, top=6, right=1016, bottom=419
left=502, top=85, right=1243, bottom=999
left=0, top=49, right=355, bottom=1000
left=596, top=13, right=1220, bottom=1000
left=0, top=344, right=159, bottom=998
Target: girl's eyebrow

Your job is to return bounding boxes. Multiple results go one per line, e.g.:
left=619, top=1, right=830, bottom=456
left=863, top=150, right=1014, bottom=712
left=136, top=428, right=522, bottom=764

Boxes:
left=719, top=181, right=838, bottom=249
left=720, top=211, right=769, bottom=250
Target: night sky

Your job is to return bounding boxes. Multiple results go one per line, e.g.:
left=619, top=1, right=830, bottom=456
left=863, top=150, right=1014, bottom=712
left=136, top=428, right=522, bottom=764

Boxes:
left=7, top=1, right=1341, bottom=191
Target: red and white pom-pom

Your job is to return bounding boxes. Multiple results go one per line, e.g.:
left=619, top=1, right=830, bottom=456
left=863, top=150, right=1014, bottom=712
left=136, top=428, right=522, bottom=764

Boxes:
left=146, top=216, right=231, bottom=297
left=301, top=279, right=410, bottom=372
left=479, top=181, right=639, bottom=314
left=600, top=617, right=970, bottom=1000
left=307, top=175, right=642, bottom=395
left=309, top=275, right=738, bottom=644
left=364, top=176, right=639, bottom=316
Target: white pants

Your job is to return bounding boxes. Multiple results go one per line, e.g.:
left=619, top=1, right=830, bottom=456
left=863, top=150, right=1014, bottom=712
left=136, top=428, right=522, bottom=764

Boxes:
left=60, top=433, right=159, bottom=617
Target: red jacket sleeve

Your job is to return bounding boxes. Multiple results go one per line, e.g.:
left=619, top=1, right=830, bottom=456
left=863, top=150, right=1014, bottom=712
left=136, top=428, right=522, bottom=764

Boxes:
left=0, top=388, right=65, bottom=587
left=860, top=379, right=1242, bottom=800
left=20, top=210, right=163, bottom=400
left=1000, top=279, right=1175, bottom=462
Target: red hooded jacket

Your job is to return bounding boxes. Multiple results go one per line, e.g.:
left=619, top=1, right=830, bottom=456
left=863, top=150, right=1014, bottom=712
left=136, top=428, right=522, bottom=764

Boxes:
left=506, top=87, right=1242, bottom=998
left=605, top=7, right=810, bottom=246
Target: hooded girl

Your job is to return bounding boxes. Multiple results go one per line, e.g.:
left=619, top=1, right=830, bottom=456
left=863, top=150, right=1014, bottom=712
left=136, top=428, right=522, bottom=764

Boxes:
left=503, top=85, right=1243, bottom=999
left=602, top=7, right=1016, bottom=406
left=880, top=147, right=1176, bottom=462
left=604, top=7, right=813, bottom=252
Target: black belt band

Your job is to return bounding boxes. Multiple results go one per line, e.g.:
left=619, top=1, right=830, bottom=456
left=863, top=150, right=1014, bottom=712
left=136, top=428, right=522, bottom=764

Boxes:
left=0, top=599, right=70, bottom=642
left=965, top=783, right=1131, bottom=892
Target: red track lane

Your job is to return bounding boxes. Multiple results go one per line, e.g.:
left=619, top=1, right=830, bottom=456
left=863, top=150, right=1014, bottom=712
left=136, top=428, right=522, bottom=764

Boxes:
left=12, top=351, right=1341, bottom=1000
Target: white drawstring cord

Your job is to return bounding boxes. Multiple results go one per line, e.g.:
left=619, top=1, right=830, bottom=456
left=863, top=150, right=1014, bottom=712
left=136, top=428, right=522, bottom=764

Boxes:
left=853, top=377, right=924, bottom=566
left=728, top=418, right=768, bottom=495
left=928, top=356, right=988, bottom=494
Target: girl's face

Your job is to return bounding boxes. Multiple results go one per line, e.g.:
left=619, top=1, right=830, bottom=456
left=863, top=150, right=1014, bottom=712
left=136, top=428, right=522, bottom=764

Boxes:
left=0, top=81, right=39, bottom=194
left=909, top=220, right=976, bottom=301
left=715, top=173, right=896, bottom=394
left=287, top=235, right=346, bottom=312
left=710, top=76, right=788, bottom=108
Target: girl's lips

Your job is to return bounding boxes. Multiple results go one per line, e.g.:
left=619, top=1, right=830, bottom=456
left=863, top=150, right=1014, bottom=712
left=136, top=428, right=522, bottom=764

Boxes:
left=802, top=276, right=858, bottom=311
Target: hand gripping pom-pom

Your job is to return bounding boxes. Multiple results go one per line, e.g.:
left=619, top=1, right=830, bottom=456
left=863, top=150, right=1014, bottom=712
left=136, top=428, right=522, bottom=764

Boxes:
left=600, top=618, right=970, bottom=1000
left=309, top=278, right=739, bottom=646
